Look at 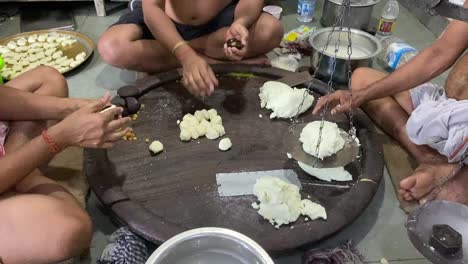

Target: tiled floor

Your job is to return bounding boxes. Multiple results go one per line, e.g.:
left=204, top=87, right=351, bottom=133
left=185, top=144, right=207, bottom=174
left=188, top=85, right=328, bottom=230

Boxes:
left=0, top=1, right=447, bottom=263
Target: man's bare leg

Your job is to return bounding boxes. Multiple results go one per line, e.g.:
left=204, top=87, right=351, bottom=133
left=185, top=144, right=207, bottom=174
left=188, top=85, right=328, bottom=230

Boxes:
left=98, top=13, right=282, bottom=72
left=351, top=68, right=460, bottom=201
left=0, top=67, right=92, bottom=264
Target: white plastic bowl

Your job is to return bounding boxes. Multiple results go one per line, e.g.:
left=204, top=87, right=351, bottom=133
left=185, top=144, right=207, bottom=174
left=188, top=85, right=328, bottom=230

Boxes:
left=263, top=5, right=283, bottom=19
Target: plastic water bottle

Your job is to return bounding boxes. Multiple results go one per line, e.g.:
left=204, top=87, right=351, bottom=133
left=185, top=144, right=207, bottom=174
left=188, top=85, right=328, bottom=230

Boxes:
left=297, top=0, right=315, bottom=23
left=376, top=0, right=399, bottom=36
left=379, top=36, right=418, bottom=70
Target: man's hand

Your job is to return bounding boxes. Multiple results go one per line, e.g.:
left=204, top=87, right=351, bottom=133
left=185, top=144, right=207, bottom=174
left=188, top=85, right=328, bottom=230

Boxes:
left=224, top=22, right=249, bottom=61
left=181, top=52, right=219, bottom=96
left=313, top=90, right=357, bottom=115
left=50, top=98, right=132, bottom=149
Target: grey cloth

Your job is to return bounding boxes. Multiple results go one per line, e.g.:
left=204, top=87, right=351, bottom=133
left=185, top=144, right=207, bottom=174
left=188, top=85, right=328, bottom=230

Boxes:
left=97, top=227, right=150, bottom=264
left=407, top=83, right=468, bottom=164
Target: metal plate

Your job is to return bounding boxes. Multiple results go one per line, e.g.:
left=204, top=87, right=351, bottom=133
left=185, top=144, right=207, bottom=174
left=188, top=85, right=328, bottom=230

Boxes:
left=407, top=200, right=468, bottom=264
left=284, top=122, right=360, bottom=168
left=0, top=29, right=94, bottom=79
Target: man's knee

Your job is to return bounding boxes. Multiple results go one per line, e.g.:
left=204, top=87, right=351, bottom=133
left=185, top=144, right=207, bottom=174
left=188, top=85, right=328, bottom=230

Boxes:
left=53, top=210, right=93, bottom=260
left=351, top=67, right=385, bottom=91
left=35, top=66, right=68, bottom=97
left=98, top=32, right=130, bottom=68
left=253, top=14, right=284, bottom=50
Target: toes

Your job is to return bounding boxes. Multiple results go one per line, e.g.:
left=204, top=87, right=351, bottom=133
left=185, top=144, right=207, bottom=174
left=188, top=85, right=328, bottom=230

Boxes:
left=400, top=176, right=417, bottom=191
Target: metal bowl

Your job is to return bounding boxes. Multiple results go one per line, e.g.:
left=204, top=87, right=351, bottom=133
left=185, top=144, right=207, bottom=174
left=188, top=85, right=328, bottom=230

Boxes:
left=145, top=228, right=274, bottom=264
left=309, top=27, right=382, bottom=84
left=321, top=0, right=381, bottom=30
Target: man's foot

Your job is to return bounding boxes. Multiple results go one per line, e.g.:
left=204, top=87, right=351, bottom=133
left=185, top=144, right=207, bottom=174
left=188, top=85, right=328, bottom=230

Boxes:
left=399, top=163, right=462, bottom=201
left=432, top=166, right=468, bottom=205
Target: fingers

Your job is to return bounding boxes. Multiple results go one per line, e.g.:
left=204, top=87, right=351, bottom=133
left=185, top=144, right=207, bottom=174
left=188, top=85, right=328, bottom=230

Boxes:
left=84, top=99, right=107, bottom=113
left=105, top=127, right=131, bottom=142
left=230, top=47, right=245, bottom=60
left=101, top=106, right=124, bottom=121
left=100, top=91, right=112, bottom=104
left=312, top=96, right=330, bottom=115
left=107, top=116, right=132, bottom=131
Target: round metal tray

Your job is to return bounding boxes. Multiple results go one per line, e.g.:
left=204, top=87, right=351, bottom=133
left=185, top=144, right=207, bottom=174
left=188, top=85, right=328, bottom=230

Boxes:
left=0, top=29, right=95, bottom=79
left=84, top=65, right=385, bottom=252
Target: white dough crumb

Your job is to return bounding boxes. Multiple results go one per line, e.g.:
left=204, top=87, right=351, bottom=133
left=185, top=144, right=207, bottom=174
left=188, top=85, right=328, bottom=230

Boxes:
left=259, top=114, right=263, bottom=118
left=149, top=140, right=164, bottom=154
left=176, top=120, right=180, bottom=124
left=218, top=138, right=232, bottom=151
left=286, top=152, right=292, bottom=159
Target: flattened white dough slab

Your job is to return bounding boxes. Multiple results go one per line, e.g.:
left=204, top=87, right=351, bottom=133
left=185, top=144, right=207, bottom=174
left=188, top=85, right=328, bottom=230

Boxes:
left=299, top=121, right=345, bottom=159
left=218, top=138, right=232, bottom=151
left=259, top=81, right=314, bottom=119
left=149, top=140, right=164, bottom=154
left=298, top=161, right=352, bottom=182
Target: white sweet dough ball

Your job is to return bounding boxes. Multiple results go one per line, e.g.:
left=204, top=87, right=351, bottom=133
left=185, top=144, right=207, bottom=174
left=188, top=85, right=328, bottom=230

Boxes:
left=56, top=36, right=67, bottom=43
left=179, top=120, right=191, bottom=129
left=189, top=127, right=199, bottom=139
left=208, top=109, right=218, bottom=120
left=16, top=38, right=27, bottom=46
left=212, top=124, right=225, bottom=136
left=195, top=124, right=207, bottom=136
left=180, top=128, right=191, bottom=141
left=206, top=126, right=219, bottom=140
left=201, top=109, right=210, bottom=119
left=38, top=34, right=48, bottom=42
left=70, top=60, right=80, bottom=68
left=35, top=51, right=45, bottom=60
left=75, top=52, right=86, bottom=61
left=0, top=46, right=11, bottom=55
left=28, top=55, right=38, bottom=62
left=61, top=39, right=77, bottom=47
left=27, top=35, right=37, bottom=44
left=149, top=140, right=164, bottom=155
left=218, top=138, right=232, bottom=151
left=12, top=64, right=23, bottom=72
left=183, top=114, right=199, bottom=126
left=47, top=35, right=58, bottom=43
left=210, top=115, right=222, bottom=125
left=7, top=41, right=17, bottom=50
left=58, top=66, right=70, bottom=73
left=199, top=119, right=210, bottom=128
left=194, top=110, right=205, bottom=122
left=52, top=51, right=63, bottom=59
left=44, top=48, right=56, bottom=56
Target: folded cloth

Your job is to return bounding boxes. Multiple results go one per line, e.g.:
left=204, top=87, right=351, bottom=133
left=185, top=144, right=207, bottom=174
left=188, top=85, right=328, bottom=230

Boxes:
left=97, top=227, right=149, bottom=264
left=407, top=83, right=468, bottom=164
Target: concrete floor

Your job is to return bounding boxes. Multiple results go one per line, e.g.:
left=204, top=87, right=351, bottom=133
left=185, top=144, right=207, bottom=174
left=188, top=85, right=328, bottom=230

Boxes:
left=0, top=0, right=449, bottom=263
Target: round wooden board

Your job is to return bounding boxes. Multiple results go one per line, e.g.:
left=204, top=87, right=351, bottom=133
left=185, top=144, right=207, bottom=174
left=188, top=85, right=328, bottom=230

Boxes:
left=0, top=30, right=94, bottom=79
left=85, top=65, right=384, bottom=252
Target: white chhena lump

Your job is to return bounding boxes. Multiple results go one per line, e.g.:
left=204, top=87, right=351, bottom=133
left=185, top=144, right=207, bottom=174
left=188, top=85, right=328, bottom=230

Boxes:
left=299, top=121, right=345, bottom=159
left=149, top=140, right=164, bottom=154
left=258, top=81, right=315, bottom=119
left=298, top=161, right=352, bottom=182
left=218, top=138, right=232, bottom=151
left=252, top=176, right=327, bottom=228
left=178, top=108, right=226, bottom=141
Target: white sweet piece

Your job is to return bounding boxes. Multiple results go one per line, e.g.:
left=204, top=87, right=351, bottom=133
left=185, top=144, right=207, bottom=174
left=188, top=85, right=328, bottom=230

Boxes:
left=210, top=115, right=222, bottom=125
left=195, top=124, right=207, bottom=136
left=38, top=34, right=48, bottom=42
left=205, top=126, right=219, bottom=140
left=12, top=64, right=22, bottom=72
left=208, top=109, right=217, bottom=120
left=258, top=81, right=314, bottom=119
left=16, top=38, right=27, bottom=47
left=180, top=129, right=191, bottom=141
left=40, top=57, right=53, bottom=64
left=300, top=199, right=327, bottom=220
left=194, top=110, right=204, bottom=122
left=56, top=36, right=67, bottom=43
left=252, top=176, right=327, bottom=228
left=27, top=35, right=37, bottom=44
left=218, top=138, right=232, bottom=151
left=298, top=161, right=352, bottom=182
left=75, top=52, right=86, bottom=61
left=179, top=120, right=190, bottom=129
left=35, top=51, right=45, bottom=60
left=201, top=109, right=210, bottom=119
left=47, top=35, right=58, bottom=43
left=61, top=59, right=73, bottom=67
left=189, top=127, right=199, bottom=139
left=7, top=41, right=17, bottom=50
left=44, top=48, right=56, bottom=56
left=299, top=121, right=345, bottom=159
left=28, top=55, right=38, bottom=63
left=52, top=51, right=63, bottom=59
left=0, top=46, right=10, bottom=55
left=183, top=114, right=199, bottom=126
left=70, top=60, right=80, bottom=68
left=286, top=153, right=292, bottom=159
left=149, top=140, right=164, bottom=154
left=212, top=124, right=225, bottom=136
left=58, top=67, right=69, bottom=73
left=61, top=39, right=77, bottom=47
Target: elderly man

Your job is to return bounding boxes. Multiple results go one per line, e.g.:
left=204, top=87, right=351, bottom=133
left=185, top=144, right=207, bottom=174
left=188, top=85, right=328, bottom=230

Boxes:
left=314, top=1, right=468, bottom=204
left=98, top=0, right=283, bottom=96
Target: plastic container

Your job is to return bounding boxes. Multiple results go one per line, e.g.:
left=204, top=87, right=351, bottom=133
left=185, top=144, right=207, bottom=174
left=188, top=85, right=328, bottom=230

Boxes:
left=263, top=5, right=283, bottom=19
left=379, top=36, right=418, bottom=70
left=271, top=56, right=299, bottom=72
left=376, top=0, right=399, bottom=36
left=297, top=0, right=316, bottom=23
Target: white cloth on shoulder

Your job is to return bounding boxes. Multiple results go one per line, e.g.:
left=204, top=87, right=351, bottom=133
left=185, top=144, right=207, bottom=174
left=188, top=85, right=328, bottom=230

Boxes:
left=406, top=83, right=468, bottom=165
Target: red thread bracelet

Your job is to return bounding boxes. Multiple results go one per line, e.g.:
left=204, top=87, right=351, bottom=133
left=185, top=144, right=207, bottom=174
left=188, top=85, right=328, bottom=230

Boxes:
left=41, top=131, right=61, bottom=154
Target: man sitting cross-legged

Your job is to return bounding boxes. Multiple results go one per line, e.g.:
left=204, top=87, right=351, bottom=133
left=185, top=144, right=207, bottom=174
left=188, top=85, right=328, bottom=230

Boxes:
left=313, top=4, right=468, bottom=205
left=98, top=0, right=284, bottom=96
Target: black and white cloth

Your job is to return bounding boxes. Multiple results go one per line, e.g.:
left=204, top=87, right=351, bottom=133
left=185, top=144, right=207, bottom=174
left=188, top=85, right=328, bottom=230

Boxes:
left=97, top=227, right=150, bottom=264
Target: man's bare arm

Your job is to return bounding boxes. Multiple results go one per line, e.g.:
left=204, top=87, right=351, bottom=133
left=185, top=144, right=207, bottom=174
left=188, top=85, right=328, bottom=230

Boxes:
left=353, top=15, right=468, bottom=106
left=0, top=85, right=80, bottom=121
left=142, top=0, right=196, bottom=61
left=233, top=0, right=263, bottom=28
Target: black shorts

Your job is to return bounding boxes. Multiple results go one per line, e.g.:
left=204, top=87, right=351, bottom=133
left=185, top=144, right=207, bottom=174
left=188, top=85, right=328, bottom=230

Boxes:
left=112, top=0, right=238, bottom=40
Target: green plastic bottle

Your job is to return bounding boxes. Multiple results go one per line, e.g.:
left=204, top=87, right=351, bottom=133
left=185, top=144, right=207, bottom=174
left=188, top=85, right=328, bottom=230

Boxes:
left=0, top=56, right=4, bottom=84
